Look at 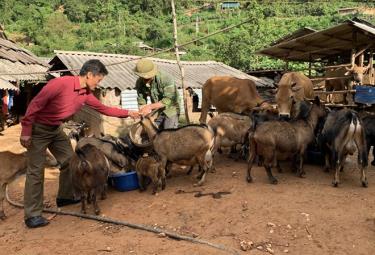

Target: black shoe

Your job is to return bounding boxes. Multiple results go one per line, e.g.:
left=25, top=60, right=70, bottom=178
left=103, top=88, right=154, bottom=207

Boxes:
left=56, top=198, right=81, bottom=207
left=25, top=216, right=49, bottom=228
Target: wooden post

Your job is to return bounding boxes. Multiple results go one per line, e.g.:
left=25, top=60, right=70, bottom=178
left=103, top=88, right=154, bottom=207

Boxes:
left=359, top=53, right=364, bottom=67
left=171, top=0, right=191, bottom=124
left=308, top=54, right=312, bottom=78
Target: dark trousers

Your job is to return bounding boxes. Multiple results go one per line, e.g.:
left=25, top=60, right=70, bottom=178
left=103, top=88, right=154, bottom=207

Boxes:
left=24, top=123, right=74, bottom=219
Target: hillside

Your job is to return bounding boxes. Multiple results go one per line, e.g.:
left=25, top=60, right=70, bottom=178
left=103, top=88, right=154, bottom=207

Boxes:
left=1, top=0, right=375, bottom=71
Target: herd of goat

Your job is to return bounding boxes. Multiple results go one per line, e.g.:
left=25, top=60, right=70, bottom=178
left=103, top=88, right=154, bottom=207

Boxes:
left=1, top=72, right=375, bottom=217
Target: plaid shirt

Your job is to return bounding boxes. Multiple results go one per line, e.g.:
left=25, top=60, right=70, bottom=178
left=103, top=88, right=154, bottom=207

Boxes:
left=136, top=71, right=180, bottom=117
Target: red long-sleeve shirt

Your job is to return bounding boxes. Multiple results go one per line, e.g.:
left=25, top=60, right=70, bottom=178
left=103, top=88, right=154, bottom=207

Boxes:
left=21, top=76, right=129, bottom=136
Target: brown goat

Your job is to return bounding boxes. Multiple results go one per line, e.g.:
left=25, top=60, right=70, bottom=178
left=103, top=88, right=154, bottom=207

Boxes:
left=0, top=150, right=59, bottom=219
left=0, top=151, right=27, bottom=219
left=208, top=112, right=252, bottom=153
left=140, top=110, right=216, bottom=188
left=135, top=155, right=162, bottom=194
left=247, top=98, right=326, bottom=184
left=70, top=144, right=110, bottom=215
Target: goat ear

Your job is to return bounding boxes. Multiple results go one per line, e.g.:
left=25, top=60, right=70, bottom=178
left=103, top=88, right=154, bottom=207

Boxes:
left=313, top=96, right=320, bottom=106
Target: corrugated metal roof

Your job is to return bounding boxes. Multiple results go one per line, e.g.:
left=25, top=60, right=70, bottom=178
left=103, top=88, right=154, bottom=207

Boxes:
left=0, top=78, right=18, bottom=90
left=0, top=37, right=48, bottom=82
left=258, top=18, right=375, bottom=62
left=50, top=50, right=273, bottom=90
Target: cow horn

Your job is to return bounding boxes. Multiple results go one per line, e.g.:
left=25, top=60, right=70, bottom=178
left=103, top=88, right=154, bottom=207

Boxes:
left=345, top=65, right=354, bottom=71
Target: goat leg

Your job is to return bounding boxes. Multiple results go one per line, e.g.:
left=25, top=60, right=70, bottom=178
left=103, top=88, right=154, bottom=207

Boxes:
left=92, top=192, right=100, bottom=215
left=298, top=154, right=306, bottom=178
left=81, top=194, right=87, bottom=214
left=0, top=184, right=6, bottom=220
left=137, top=173, right=146, bottom=192
left=186, top=166, right=194, bottom=175
left=265, top=165, right=278, bottom=184
left=101, top=184, right=107, bottom=200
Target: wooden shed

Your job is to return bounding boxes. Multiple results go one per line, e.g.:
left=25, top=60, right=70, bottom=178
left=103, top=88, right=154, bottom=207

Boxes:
left=257, top=18, right=375, bottom=107
left=48, top=50, right=272, bottom=136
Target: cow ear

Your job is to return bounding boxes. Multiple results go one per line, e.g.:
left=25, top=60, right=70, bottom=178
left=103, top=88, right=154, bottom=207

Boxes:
left=291, top=86, right=302, bottom=92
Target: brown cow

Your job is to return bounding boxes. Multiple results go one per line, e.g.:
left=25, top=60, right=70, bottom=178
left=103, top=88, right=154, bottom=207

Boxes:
left=275, top=72, right=314, bottom=119
left=325, top=64, right=370, bottom=103
left=199, top=76, right=271, bottom=124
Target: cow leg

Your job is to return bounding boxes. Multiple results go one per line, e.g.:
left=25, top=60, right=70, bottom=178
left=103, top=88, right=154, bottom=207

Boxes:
left=371, top=147, right=375, bottom=166
left=199, top=96, right=210, bottom=124
left=0, top=183, right=6, bottom=220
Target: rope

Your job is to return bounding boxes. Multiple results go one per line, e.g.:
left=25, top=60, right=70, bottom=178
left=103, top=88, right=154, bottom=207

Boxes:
left=0, top=18, right=253, bottom=77
left=5, top=186, right=239, bottom=255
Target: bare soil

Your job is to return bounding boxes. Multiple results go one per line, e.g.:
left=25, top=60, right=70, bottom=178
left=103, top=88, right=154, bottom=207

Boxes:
left=0, top=125, right=375, bottom=255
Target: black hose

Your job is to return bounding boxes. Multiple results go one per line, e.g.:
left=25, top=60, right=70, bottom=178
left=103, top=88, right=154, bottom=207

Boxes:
left=5, top=186, right=239, bottom=255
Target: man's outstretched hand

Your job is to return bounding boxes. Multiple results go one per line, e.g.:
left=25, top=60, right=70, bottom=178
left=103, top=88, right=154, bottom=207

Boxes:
left=128, top=110, right=141, bottom=118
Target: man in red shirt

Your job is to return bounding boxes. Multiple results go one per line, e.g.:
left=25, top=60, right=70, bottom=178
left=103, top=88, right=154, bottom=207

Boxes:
left=20, top=59, right=139, bottom=228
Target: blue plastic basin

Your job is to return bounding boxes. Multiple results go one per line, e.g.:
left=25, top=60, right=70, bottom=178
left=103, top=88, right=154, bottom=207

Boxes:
left=108, top=171, right=139, bottom=192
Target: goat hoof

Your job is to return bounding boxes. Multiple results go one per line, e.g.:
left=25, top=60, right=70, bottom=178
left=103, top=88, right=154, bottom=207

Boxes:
left=95, top=210, right=101, bottom=215
left=270, top=178, right=278, bottom=185
left=332, top=181, right=339, bottom=187
left=362, top=180, right=368, bottom=188
left=246, top=176, right=253, bottom=183
left=210, top=168, right=216, bottom=173
left=0, top=212, right=6, bottom=220
left=193, top=182, right=203, bottom=187
left=81, top=210, right=87, bottom=214
left=324, top=168, right=329, bottom=173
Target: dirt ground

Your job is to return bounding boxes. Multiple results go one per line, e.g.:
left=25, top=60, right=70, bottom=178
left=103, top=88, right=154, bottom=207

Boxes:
left=1, top=125, right=375, bottom=255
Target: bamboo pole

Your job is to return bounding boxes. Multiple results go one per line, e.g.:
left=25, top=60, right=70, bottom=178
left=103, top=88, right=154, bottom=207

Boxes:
left=171, top=0, right=191, bottom=124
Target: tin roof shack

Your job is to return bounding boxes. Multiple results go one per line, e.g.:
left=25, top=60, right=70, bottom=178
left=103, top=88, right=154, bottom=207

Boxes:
left=0, top=29, right=48, bottom=126
left=49, top=50, right=271, bottom=136
left=257, top=18, right=375, bottom=107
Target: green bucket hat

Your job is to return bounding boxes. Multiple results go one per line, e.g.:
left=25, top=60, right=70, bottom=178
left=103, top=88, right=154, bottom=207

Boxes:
left=134, top=59, right=158, bottom=79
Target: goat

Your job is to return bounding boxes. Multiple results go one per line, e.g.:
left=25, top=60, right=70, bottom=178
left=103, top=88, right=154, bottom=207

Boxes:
left=70, top=144, right=110, bottom=215
left=247, top=97, right=326, bottom=184
left=208, top=112, right=252, bottom=159
left=320, top=109, right=368, bottom=187
left=360, top=112, right=375, bottom=166
left=135, top=155, right=162, bottom=194
left=0, top=150, right=60, bottom=219
left=0, top=151, right=27, bottom=219
left=76, top=136, right=131, bottom=173
left=140, top=110, right=216, bottom=188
